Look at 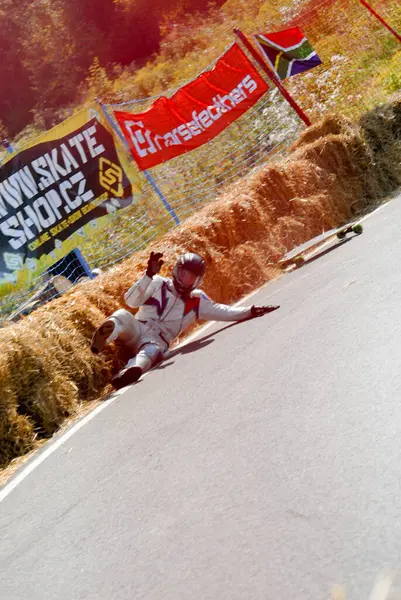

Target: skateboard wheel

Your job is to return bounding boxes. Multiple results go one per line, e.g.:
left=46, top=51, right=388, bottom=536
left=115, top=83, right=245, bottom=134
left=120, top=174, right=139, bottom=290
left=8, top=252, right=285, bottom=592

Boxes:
left=352, top=223, right=363, bottom=235
left=337, top=230, right=347, bottom=240
left=294, top=257, right=305, bottom=267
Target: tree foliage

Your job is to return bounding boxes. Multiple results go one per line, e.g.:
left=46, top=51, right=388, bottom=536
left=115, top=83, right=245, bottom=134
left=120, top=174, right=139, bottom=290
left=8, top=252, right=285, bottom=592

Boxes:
left=0, top=0, right=225, bottom=136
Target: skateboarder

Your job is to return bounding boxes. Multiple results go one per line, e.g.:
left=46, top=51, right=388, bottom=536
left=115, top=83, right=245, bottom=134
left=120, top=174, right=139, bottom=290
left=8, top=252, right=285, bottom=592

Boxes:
left=91, top=251, right=280, bottom=389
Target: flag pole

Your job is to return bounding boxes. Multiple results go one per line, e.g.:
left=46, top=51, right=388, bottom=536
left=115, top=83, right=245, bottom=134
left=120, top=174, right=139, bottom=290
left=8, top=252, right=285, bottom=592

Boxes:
left=233, top=28, right=312, bottom=127
left=359, top=0, right=401, bottom=43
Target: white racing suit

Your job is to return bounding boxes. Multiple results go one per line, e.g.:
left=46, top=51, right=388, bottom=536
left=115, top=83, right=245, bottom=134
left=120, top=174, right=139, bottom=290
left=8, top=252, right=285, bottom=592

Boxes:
left=99, top=272, right=252, bottom=376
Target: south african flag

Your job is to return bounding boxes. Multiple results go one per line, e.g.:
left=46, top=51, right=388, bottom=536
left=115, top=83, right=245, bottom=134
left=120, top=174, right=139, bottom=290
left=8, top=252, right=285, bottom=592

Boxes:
left=253, top=27, right=322, bottom=80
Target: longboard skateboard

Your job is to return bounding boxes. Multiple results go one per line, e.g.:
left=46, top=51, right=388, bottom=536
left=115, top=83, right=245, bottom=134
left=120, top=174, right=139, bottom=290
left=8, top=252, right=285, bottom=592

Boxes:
left=278, top=222, right=363, bottom=270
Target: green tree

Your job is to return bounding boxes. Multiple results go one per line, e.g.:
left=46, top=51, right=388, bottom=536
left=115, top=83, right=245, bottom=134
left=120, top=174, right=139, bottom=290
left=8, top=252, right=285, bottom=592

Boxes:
left=0, top=0, right=36, bottom=134
left=21, top=2, right=84, bottom=116
left=0, top=0, right=228, bottom=136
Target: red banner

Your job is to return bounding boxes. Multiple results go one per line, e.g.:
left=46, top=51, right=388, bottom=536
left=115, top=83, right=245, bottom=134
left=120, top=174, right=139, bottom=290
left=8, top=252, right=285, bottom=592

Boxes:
left=114, top=44, right=269, bottom=170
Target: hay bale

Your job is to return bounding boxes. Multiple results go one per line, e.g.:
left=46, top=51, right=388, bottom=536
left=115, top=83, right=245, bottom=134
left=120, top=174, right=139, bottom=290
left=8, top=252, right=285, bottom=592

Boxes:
left=359, top=94, right=401, bottom=194
left=4, top=326, right=79, bottom=436
left=0, top=351, right=36, bottom=467
left=290, top=132, right=375, bottom=213
left=290, top=114, right=359, bottom=151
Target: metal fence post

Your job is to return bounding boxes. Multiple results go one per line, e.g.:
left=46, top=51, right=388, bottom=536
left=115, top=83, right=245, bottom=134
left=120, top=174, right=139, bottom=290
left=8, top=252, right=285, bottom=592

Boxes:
left=142, top=170, right=180, bottom=225
left=359, top=0, right=401, bottom=43
left=95, top=98, right=180, bottom=225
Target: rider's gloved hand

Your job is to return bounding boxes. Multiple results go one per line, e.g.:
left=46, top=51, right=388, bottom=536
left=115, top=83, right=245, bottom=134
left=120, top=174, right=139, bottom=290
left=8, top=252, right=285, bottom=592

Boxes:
left=250, top=305, right=280, bottom=318
left=146, top=252, right=164, bottom=278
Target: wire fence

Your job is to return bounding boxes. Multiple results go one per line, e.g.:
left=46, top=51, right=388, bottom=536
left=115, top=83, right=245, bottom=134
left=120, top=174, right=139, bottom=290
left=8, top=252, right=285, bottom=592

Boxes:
left=0, top=0, right=400, bottom=322
left=284, top=0, right=401, bottom=120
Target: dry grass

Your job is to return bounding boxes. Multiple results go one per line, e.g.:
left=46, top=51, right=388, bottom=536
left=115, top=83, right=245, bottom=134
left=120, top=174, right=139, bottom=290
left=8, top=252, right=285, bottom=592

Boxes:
left=359, top=93, right=401, bottom=195
left=0, top=103, right=400, bottom=470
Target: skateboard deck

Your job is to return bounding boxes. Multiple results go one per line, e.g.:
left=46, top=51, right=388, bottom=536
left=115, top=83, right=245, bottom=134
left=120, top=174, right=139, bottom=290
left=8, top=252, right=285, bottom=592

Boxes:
left=278, top=222, right=363, bottom=270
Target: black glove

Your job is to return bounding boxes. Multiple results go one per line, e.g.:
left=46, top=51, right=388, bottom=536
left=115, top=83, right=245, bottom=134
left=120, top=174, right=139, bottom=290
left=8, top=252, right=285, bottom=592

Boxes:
left=146, top=252, right=164, bottom=278
left=250, top=305, right=280, bottom=318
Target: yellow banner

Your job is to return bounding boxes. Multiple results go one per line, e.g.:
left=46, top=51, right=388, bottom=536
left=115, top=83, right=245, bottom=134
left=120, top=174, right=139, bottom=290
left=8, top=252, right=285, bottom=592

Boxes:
left=0, top=102, right=143, bottom=295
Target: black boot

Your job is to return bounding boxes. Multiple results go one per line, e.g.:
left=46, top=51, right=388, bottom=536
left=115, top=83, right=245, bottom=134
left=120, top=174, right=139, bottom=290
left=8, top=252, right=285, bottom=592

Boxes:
left=112, top=366, right=143, bottom=390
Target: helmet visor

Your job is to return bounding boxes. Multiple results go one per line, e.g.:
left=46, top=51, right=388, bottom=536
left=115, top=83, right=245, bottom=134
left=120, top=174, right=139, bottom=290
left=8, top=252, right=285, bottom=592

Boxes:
left=175, top=266, right=200, bottom=289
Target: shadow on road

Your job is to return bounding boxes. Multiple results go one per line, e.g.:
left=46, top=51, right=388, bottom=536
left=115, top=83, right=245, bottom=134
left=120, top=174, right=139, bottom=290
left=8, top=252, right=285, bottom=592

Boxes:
left=154, top=320, right=249, bottom=373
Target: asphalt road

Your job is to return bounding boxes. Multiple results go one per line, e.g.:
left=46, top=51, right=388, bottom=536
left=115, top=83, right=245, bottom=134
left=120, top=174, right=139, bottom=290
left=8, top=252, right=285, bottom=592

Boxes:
left=1, top=197, right=401, bottom=600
